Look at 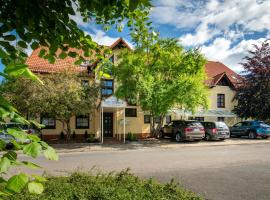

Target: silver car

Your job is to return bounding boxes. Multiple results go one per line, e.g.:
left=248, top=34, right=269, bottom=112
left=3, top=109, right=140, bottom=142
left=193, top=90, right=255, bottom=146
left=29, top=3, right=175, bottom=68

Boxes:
left=159, top=120, right=205, bottom=142
left=200, top=121, right=230, bottom=141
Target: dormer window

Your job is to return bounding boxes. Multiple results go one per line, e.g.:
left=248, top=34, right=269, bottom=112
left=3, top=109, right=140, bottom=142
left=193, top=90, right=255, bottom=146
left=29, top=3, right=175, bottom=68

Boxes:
left=109, top=55, right=114, bottom=64
left=80, top=60, right=90, bottom=67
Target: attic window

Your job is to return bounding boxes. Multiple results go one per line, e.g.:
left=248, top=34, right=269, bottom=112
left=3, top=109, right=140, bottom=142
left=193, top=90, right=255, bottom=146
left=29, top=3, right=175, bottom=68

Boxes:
left=217, top=77, right=230, bottom=86
left=80, top=61, right=90, bottom=67
left=109, top=55, right=114, bottom=64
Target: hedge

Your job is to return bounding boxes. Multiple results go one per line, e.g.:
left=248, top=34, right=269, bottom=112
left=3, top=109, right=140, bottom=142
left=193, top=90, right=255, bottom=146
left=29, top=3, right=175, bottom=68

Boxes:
left=9, top=170, right=203, bottom=200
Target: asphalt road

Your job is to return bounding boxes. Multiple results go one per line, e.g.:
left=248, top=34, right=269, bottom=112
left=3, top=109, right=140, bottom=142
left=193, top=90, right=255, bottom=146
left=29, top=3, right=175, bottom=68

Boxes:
left=16, top=143, right=270, bottom=200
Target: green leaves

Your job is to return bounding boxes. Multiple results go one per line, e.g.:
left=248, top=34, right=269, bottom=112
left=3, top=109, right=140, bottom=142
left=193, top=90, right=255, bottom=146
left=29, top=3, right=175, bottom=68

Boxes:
left=23, top=142, right=42, bottom=158
left=44, top=146, right=58, bottom=161
left=0, top=157, right=11, bottom=173
left=28, top=182, right=44, bottom=194
left=3, top=35, right=16, bottom=41
left=31, top=41, right=39, bottom=50
left=6, top=173, right=29, bottom=193
left=21, top=161, right=41, bottom=169
left=7, top=128, right=27, bottom=143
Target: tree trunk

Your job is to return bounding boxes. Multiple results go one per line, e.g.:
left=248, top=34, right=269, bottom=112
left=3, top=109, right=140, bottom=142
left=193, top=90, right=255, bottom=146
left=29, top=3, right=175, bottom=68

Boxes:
left=150, top=115, right=155, bottom=137
left=150, top=114, right=165, bottom=137
left=65, top=120, right=71, bottom=142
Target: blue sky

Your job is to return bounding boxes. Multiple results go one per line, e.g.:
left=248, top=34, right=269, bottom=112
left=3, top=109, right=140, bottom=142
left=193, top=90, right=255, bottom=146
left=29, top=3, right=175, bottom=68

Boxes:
left=1, top=0, right=270, bottom=74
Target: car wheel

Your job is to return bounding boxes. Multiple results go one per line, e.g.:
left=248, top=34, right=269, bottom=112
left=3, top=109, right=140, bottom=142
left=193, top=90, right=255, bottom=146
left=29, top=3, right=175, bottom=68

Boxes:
left=156, top=131, right=163, bottom=139
left=248, top=131, right=257, bottom=139
left=175, top=133, right=182, bottom=142
left=205, top=134, right=211, bottom=141
left=220, top=138, right=225, bottom=141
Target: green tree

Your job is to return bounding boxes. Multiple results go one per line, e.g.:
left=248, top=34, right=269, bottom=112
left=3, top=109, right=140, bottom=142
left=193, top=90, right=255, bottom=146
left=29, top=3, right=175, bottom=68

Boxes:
left=2, top=71, right=99, bottom=141
left=0, top=0, right=151, bottom=197
left=233, top=40, right=270, bottom=121
left=114, top=38, right=208, bottom=135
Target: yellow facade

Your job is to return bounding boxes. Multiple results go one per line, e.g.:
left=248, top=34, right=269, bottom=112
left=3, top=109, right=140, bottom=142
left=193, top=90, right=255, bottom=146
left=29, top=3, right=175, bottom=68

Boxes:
left=38, top=43, right=240, bottom=142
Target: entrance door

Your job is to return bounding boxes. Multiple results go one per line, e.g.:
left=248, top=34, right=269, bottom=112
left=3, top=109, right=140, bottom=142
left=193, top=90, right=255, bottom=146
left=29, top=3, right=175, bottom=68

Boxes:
left=103, top=112, right=113, bottom=137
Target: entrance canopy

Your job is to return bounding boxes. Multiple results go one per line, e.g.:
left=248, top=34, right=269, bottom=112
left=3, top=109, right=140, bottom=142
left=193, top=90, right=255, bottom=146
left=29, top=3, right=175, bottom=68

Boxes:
left=101, top=96, right=127, bottom=108
left=169, top=109, right=236, bottom=117
left=100, top=96, right=127, bottom=144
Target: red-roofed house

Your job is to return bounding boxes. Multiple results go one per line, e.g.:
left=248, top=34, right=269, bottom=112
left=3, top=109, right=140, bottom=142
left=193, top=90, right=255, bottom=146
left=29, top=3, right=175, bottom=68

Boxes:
left=182, top=61, right=240, bottom=125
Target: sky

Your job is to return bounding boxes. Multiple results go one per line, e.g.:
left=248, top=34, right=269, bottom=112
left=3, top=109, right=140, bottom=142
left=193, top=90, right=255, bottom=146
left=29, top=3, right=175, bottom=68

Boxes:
left=1, top=0, right=270, bottom=74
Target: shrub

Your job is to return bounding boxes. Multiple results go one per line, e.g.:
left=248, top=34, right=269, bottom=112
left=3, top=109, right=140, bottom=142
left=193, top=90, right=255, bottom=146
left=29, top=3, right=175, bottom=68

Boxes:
left=9, top=170, right=203, bottom=200
left=127, top=132, right=137, bottom=141
left=59, top=131, right=65, bottom=140
left=86, top=134, right=95, bottom=143
left=72, top=130, right=76, bottom=139
left=84, top=130, right=89, bottom=139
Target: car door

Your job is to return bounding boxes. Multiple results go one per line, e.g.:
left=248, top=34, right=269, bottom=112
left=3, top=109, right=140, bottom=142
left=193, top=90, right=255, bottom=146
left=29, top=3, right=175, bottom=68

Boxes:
left=163, top=121, right=173, bottom=136
left=240, top=122, right=250, bottom=136
left=230, top=122, right=243, bottom=136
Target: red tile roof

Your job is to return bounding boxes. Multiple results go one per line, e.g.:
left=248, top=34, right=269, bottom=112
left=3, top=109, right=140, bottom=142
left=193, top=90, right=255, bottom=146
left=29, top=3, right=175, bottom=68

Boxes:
left=27, top=38, right=131, bottom=74
left=26, top=48, right=90, bottom=74
left=205, top=61, right=239, bottom=87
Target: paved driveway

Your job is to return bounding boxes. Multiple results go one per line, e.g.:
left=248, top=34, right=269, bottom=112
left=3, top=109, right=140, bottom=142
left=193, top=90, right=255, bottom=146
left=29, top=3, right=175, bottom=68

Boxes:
left=14, top=141, right=270, bottom=200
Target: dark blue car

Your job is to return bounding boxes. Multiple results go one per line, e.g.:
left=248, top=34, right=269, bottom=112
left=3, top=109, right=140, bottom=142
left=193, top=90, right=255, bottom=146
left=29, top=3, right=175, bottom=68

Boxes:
left=230, top=121, right=270, bottom=139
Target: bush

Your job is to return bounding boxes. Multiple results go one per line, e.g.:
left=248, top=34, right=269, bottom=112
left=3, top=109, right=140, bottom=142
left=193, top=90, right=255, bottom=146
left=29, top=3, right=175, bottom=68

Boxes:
left=9, top=170, right=202, bottom=200
left=86, top=134, right=99, bottom=143
left=72, top=130, right=76, bottom=139
left=59, top=131, right=65, bottom=140
left=127, top=132, right=137, bottom=141
left=84, top=130, right=89, bottom=139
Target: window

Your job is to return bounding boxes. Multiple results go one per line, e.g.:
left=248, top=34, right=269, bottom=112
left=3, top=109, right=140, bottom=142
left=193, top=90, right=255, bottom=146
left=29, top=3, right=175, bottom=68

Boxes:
left=154, top=116, right=161, bottom=123
left=217, top=117, right=225, bottom=122
left=40, top=116, right=56, bottom=129
left=217, top=94, right=225, bottom=108
left=194, top=117, right=204, bottom=121
left=76, top=114, right=89, bottom=129
left=165, top=115, right=171, bottom=124
left=101, top=79, right=113, bottom=96
left=109, top=54, right=114, bottom=64
left=81, top=80, right=89, bottom=87
left=125, top=108, right=137, bottom=117
left=144, top=115, right=151, bottom=124
left=217, top=77, right=230, bottom=86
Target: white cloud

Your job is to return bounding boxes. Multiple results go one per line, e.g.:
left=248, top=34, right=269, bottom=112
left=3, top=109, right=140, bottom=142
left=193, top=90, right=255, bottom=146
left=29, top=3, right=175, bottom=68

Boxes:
left=201, top=37, right=268, bottom=73
left=151, top=0, right=270, bottom=45
left=151, top=0, right=270, bottom=72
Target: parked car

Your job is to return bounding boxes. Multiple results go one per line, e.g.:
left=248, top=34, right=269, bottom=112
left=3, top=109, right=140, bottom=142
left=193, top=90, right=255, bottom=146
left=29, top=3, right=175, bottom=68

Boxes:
left=4, top=122, right=41, bottom=136
left=0, top=133, right=15, bottom=149
left=158, top=120, right=205, bottom=142
left=230, top=121, right=270, bottom=139
left=0, top=122, right=41, bottom=146
left=200, top=121, right=230, bottom=141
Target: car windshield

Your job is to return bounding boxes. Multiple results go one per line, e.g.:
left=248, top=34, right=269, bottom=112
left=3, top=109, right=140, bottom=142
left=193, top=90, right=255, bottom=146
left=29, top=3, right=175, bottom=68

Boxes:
left=186, top=122, right=202, bottom=127
left=215, top=122, right=228, bottom=128
left=257, top=122, right=270, bottom=127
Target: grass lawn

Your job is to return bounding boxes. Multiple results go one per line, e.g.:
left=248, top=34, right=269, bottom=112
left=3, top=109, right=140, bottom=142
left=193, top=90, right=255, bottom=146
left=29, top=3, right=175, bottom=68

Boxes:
left=10, top=170, right=203, bottom=200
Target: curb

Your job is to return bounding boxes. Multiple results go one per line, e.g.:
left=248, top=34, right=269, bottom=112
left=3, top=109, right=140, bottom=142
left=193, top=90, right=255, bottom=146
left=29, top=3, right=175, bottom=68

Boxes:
left=54, top=139, right=270, bottom=154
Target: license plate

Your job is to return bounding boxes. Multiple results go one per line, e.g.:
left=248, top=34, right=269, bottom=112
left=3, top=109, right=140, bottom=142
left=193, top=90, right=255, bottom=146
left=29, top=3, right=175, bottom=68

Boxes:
left=194, top=128, right=199, bottom=132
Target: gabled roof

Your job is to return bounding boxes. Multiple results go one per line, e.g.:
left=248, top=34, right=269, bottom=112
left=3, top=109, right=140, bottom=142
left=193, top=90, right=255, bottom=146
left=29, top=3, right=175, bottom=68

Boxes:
left=205, top=61, right=239, bottom=87
left=109, top=37, right=132, bottom=50
left=26, top=38, right=131, bottom=74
